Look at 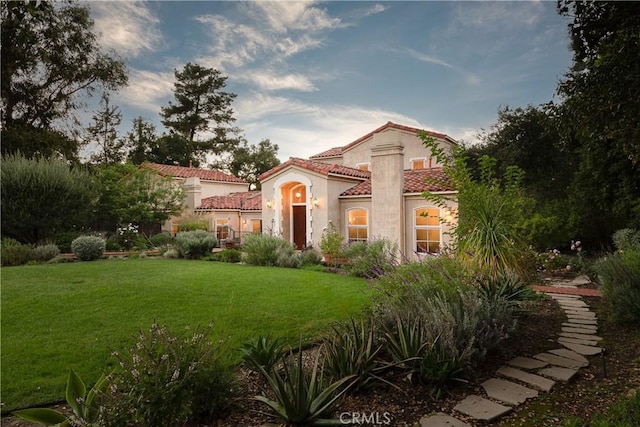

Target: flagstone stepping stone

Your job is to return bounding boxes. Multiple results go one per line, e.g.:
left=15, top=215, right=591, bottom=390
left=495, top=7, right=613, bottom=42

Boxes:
left=558, top=300, right=589, bottom=307
left=563, top=326, right=598, bottom=335
left=548, top=349, right=589, bottom=365
left=507, top=356, right=548, bottom=370
left=560, top=341, right=603, bottom=356
left=496, top=366, right=555, bottom=392
left=566, top=312, right=597, bottom=319
left=539, top=366, right=580, bottom=382
left=552, top=284, right=577, bottom=288
left=550, top=293, right=582, bottom=298
left=534, top=352, right=587, bottom=369
left=566, top=318, right=598, bottom=325
left=419, top=413, right=471, bottom=427
left=453, top=395, right=512, bottom=421
left=563, top=322, right=597, bottom=331
left=560, top=332, right=603, bottom=341
left=482, top=378, right=539, bottom=405
left=558, top=336, right=599, bottom=346
left=571, top=275, right=591, bottom=285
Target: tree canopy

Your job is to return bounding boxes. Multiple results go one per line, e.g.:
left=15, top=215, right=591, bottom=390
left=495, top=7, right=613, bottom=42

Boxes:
left=1, top=0, right=127, bottom=160
left=212, top=137, right=280, bottom=189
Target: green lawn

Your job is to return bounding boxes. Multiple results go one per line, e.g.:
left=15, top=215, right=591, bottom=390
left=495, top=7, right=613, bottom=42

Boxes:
left=0, top=259, right=371, bottom=411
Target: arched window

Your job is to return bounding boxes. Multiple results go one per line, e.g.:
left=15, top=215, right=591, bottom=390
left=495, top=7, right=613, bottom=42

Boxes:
left=414, top=207, right=441, bottom=254
left=346, top=208, right=368, bottom=243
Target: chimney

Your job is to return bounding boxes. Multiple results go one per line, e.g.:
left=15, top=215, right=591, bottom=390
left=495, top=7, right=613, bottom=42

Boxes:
left=370, top=141, right=404, bottom=249
left=184, top=177, right=202, bottom=209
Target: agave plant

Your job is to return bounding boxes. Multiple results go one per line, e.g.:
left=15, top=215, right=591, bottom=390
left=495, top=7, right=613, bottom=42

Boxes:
left=323, top=318, right=391, bottom=391
left=254, top=344, right=356, bottom=426
left=13, top=368, right=108, bottom=426
left=239, top=334, right=285, bottom=373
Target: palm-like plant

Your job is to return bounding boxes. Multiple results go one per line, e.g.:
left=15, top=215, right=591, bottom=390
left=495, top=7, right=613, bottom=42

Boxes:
left=254, top=344, right=356, bottom=426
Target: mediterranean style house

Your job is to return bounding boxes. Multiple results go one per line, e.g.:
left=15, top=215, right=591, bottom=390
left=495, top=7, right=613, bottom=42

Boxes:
left=259, top=122, right=458, bottom=260
left=144, top=122, right=458, bottom=259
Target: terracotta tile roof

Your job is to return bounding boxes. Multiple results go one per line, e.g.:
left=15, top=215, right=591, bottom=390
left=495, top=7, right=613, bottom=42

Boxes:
left=340, top=168, right=454, bottom=197
left=310, top=121, right=457, bottom=159
left=259, top=157, right=371, bottom=181
left=141, top=162, right=247, bottom=184
left=308, top=146, right=343, bottom=159
left=198, top=191, right=262, bottom=210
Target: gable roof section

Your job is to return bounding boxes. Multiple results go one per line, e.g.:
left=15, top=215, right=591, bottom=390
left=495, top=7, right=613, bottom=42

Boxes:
left=141, top=162, right=247, bottom=184
left=259, top=157, right=371, bottom=181
left=198, top=191, right=262, bottom=210
left=340, top=168, right=454, bottom=197
left=310, top=121, right=457, bottom=159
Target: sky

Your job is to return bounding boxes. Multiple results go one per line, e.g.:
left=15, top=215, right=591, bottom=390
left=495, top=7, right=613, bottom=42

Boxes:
left=85, top=0, right=574, bottom=162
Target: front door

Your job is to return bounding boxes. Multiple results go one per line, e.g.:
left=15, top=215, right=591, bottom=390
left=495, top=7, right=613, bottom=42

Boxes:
left=292, top=206, right=306, bottom=250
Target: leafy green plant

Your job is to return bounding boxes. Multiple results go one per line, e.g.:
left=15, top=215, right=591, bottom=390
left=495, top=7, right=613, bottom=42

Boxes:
left=612, top=228, right=640, bottom=252
left=211, top=248, right=242, bottom=263
left=102, top=322, right=235, bottom=426
left=175, top=230, right=218, bottom=259
left=13, top=368, right=108, bottom=426
left=344, top=239, right=398, bottom=278
left=590, top=388, right=640, bottom=427
left=596, top=249, right=640, bottom=322
left=243, top=234, right=297, bottom=267
left=254, top=344, right=356, bottom=426
left=71, top=236, right=106, bottom=261
left=239, top=335, right=285, bottom=373
left=33, top=243, right=60, bottom=262
left=1, top=239, right=34, bottom=266
left=299, top=247, right=323, bottom=266
left=323, top=318, right=388, bottom=391
left=320, top=221, right=345, bottom=267
left=384, top=317, right=430, bottom=375
left=475, top=273, right=534, bottom=304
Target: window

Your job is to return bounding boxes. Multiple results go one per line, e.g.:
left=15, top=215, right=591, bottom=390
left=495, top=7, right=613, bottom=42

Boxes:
left=346, top=208, right=368, bottom=243
left=415, top=207, right=441, bottom=254
left=357, top=163, right=370, bottom=171
left=411, top=158, right=426, bottom=170
left=251, top=219, right=262, bottom=234
left=216, top=219, right=230, bottom=240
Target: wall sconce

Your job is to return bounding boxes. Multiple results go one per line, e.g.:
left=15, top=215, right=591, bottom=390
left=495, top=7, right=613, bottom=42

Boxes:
left=266, top=200, right=273, bottom=209
left=295, top=191, right=302, bottom=199
left=312, top=198, right=319, bottom=207
left=242, top=218, right=247, bottom=225
left=444, top=209, right=451, bottom=216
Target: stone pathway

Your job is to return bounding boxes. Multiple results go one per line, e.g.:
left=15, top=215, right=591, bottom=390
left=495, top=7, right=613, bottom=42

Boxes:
left=419, top=276, right=603, bottom=427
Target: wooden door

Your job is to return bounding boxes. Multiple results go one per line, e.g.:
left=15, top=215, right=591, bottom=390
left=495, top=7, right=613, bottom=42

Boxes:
left=292, top=206, right=306, bottom=250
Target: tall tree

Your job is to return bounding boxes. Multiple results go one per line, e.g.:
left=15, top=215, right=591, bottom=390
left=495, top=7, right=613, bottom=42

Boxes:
left=86, top=93, right=125, bottom=164
left=0, top=1, right=127, bottom=159
left=160, top=63, right=237, bottom=164
left=557, top=1, right=640, bottom=165
left=125, top=117, right=158, bottom=165
left=212, top=136, right=280, bottom=189
left=555, top=1, right=640, bottom=243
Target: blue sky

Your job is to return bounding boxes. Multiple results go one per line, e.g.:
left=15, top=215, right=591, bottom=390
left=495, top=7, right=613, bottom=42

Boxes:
left=86, top=1, right=573, bottom=162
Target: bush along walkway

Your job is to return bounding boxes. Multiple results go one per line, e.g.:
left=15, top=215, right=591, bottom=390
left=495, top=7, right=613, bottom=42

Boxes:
left=419, top=281, right=603, bottom=426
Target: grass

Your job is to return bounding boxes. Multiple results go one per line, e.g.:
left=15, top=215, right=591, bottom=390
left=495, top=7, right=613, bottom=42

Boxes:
left=0, top=258, right=371, bottom=411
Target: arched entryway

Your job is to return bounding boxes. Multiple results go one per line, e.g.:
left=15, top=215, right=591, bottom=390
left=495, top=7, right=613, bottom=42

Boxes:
left=290, top=184, right=307, bottom=250
left=271, top=173, right=314, bottom=250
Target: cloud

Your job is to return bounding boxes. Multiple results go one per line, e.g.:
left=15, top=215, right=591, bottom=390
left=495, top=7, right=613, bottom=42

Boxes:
left=90, top=1, right=162, bottom=58
left=362, top=4, right=389, bottom=17
left=117, top=69, right=174, bottom=111
left=237, top=71, right=318, bottom=92
left=403, top=48, right=481, bottom=86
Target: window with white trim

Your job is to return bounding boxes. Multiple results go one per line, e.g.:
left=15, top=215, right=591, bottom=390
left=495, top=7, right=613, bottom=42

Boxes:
left=356, top=162, right=370, bottom=171
left=411, top=157, right=426, bottom=170
left=346, top=208, right=368, bottom=243
left=414, top=207, right=441, bottom=254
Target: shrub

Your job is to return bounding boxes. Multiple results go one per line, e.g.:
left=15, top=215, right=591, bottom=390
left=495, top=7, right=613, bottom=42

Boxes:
left=51, top=231, right=83, bottom=253
left=243, top=234, right=297, bottom=267
left=150, top=232, right=173, bottom=248
left=71, top=236, right=106, bottom=261
left=211, top=248, right=242, bottom=263
left=253, top=343, right=355, bottom=426
left=239, top=335, right=284, bottom=373
left=164, top=248, right=180, bottom=259
left=33, top=243, right=60, bottom=262
left=344, top=239, right=398, bottom=278
left=175, top=230, right=218, bottom=259
left=105, top=239, right=123, bottom=252
left=590, top=388, right=640, bottom=427
left=596, top=249, right=640, bottom=322
left=612, top=228, right=640, bottom=252
left=0, top=239, right=34, bottom=266
left=475, top=273, right=535, bottom=304
left=298, top=248, right=323, bottom=266
left=102, top=322, right=235, bottom=426
left=176, top=212, right=209, bottom=232
left=116, top=223, right=139, bottom=250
